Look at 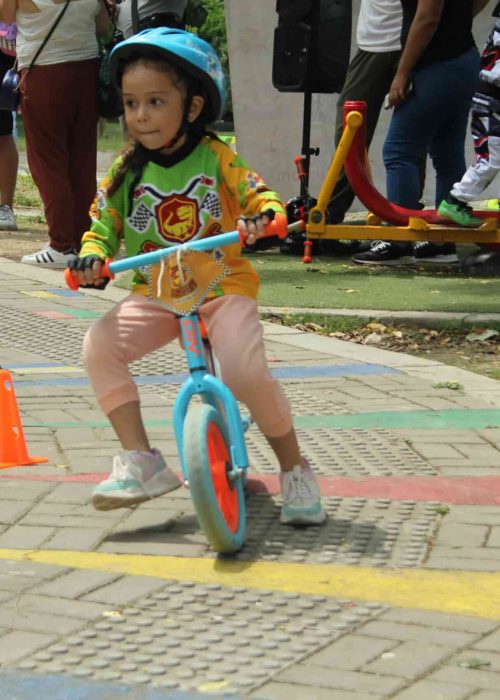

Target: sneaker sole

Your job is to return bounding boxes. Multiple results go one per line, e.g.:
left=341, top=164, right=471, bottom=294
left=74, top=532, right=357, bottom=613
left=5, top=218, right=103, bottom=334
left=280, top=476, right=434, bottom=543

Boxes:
left=92, top=477, right=182, bottom=511
left=353, top=256, right=415, bottom=266
left=92, top=492, right=153, bottom=511
left=21, top=259, right=69, bottom=269
left=415, top=255, right=459, bottom=264
left=437, top=208, right=482, bottom=228
left=280, top=509, right=327, bottom=526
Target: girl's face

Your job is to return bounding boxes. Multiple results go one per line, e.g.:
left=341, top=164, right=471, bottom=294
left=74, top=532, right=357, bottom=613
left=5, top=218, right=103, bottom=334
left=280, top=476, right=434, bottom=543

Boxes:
left=122, top=62, right=203, bottom=154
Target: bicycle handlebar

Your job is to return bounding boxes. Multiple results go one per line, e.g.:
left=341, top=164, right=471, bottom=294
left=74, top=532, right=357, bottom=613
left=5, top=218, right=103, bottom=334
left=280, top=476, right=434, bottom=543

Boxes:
left=109, top=230, right=241, bottom=274
left=64, top=216, right=287, bottom=290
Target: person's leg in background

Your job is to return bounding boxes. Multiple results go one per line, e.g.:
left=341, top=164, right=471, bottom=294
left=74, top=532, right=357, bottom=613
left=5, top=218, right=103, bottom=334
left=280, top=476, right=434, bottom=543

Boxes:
left=329, top=48, right=400, bottom=224
left=20, top=63, right=90, bottom=267
left=446, top=96, right=500, bottom=202
left=417, top=47, right=480, bottom=262
left=351, top=75, right=428, bottom=266
left=353, top=55, right=461, bottom=266
left=429, top=51, right=481, bottom=207
left=438, top=93, right=500, bottom=230
left=0, top=50, right=18, bottom=231
left=375, top=48, right=479, bottom=265
left=67, top=59, right=99, bottom=250
left=447, top=94, right=500, bottom=273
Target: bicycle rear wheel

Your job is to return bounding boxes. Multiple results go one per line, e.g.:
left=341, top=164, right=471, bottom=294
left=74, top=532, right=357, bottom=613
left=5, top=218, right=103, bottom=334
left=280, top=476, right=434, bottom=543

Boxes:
left=184, top=403, right=246, bottom=553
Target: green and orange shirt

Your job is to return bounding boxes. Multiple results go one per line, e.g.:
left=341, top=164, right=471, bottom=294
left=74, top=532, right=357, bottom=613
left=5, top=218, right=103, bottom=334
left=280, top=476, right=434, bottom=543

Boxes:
left=80, top=134, right=284, bottom=305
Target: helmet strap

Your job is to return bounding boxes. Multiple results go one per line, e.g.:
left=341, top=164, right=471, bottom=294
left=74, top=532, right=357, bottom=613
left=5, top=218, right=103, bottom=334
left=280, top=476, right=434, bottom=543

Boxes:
left=161, top=83, right=196, bottom=150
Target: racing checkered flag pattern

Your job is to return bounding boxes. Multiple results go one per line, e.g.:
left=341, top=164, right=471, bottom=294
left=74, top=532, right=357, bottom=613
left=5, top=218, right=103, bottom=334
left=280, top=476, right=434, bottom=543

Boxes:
left=128, top=202, right=154, bottom=232
left=201, top=192, right=222, bottom=219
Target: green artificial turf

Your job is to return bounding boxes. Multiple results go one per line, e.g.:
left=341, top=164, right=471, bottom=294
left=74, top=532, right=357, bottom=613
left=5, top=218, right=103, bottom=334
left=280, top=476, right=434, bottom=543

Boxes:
left=113, top=248, right=500, bottom=314
left=250, top=250, right=500, bottom=313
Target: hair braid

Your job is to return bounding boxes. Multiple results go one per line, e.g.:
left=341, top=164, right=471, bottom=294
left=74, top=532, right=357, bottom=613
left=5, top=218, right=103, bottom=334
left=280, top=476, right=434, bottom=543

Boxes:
left=107, top=141, right=141, bottom=198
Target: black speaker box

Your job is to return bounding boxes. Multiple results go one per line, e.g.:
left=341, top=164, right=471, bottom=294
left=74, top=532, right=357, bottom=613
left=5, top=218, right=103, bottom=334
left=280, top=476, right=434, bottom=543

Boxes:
left=273, top=0, right=351, bottom=94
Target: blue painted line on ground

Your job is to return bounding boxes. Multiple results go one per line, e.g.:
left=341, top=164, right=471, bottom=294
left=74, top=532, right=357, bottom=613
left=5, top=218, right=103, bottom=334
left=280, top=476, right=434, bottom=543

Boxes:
left=12, top=363, right=398, bottom=388
left=47, top=288, right=83, bottom=297
left=2, top=362, right=64, bottom=369
left=272, top=363, right=399, bottom=378
left=0, top=672, right=238, bottom=699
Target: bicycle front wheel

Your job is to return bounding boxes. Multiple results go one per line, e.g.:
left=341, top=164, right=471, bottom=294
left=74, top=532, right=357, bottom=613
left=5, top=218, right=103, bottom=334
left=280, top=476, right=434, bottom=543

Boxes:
left=184, top=403, right=246, bottom=553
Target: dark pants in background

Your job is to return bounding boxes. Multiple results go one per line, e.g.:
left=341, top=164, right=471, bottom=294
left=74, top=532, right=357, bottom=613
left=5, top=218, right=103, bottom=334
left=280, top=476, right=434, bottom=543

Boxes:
left=329, top=48, right=400, bottom=222
left=20, top=58, right=99, bottom=252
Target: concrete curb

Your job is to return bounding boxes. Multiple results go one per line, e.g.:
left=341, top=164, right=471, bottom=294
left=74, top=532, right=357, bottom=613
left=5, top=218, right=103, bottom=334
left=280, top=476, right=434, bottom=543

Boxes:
left=259, top=305, right=500, bottom=328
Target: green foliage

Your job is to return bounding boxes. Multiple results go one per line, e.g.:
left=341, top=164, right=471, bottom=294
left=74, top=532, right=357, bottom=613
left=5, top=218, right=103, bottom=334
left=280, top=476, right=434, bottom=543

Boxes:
left=186, top=0, right=232, bottom=119
left=199, top=0, right=227, bottom=64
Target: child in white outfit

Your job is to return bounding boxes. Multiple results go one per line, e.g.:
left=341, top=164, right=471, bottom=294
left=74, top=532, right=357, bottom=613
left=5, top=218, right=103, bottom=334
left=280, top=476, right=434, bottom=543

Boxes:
left=439, top=2, right=500, bottom=227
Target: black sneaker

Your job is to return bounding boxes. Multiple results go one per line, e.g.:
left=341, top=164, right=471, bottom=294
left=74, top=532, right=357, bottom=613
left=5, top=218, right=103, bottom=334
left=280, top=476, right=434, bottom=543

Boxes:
left=352, top=240, right=415, bottom=265
left=413, top=241, right=458, bottom=263
left=462, top=250, right=500, bottom=276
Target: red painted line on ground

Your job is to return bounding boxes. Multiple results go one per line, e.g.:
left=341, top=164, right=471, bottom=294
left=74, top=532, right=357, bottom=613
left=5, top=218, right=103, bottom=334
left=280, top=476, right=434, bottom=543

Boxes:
left=2, top=471, right=500, bottom=505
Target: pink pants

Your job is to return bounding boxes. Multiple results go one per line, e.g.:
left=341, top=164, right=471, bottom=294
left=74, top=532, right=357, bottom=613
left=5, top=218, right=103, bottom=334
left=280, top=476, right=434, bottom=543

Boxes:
left=83, top=294, right=293, bottom=438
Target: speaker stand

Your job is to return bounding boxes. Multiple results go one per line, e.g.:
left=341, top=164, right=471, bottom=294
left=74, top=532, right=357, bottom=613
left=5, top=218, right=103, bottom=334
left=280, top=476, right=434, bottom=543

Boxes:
left=300, top=91, right=320, bottom=198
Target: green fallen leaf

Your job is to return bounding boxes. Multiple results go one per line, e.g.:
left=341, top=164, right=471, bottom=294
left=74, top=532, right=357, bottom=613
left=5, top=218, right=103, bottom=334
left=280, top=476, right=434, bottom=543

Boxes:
left=432, top=382, right=463, bottom=391
left=456, top=658, right=491, bottom=669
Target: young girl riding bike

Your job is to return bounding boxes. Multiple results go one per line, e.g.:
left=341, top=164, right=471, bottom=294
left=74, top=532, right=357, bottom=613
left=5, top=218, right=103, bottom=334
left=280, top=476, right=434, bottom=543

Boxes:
left=67, top=28, right=326, bottom=526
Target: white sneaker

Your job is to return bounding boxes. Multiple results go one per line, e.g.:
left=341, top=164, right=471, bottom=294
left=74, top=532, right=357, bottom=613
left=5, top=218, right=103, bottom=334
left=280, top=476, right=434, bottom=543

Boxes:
left=21, top=244, right=76, bottom=269
left=280, top=464, right=326, bottom=525
left=0, top=204, right=17, bottom=231
left=92, top=448, right=182, bottom=511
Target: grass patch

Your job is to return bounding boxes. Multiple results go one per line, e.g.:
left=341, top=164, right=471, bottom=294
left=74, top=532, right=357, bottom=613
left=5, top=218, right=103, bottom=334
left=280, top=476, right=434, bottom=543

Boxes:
left=263, top=312, right=365, bottom=334
left=14, top=173, right=42, bottom=208
left=17, top=213, right=46, bottom=225
left=110, top=250, right=500, bottom=315
left=98, top=120, right=125, bottom=153
left=251, top=250, right=500, bottom=313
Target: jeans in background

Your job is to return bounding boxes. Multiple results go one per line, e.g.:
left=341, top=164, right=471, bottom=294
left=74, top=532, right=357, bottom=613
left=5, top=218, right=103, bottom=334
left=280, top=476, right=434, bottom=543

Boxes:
left=383, top=46, right=480, bottom=210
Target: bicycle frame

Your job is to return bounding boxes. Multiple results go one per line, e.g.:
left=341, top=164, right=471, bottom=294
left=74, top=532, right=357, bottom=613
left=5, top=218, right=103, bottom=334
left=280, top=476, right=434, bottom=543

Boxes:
left=173, top=313, right=249, bottom=484
left=107, top=231, right=250, bottom=485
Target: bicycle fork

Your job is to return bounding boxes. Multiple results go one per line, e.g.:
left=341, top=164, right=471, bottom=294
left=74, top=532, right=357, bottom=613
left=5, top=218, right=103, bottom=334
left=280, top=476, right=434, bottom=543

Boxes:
left=173, top=313, right=250, bottom=485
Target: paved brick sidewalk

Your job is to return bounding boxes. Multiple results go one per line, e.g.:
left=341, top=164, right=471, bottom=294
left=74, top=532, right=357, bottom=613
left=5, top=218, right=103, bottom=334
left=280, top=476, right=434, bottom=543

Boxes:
left=0, top=256, right=499, bottom=699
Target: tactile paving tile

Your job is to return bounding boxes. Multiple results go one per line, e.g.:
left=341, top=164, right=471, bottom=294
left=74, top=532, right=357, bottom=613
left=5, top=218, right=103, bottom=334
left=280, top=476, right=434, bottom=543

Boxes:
left=13, top=582, right=386, bottom=692
left=237, top=495, right=440, bottom=568
left=94, top=494, right=439, bottom=570
left=0, top=305, right=186, bottom=375
left=244, top=427, right=436, bottom=477
left=0, top=304, right=87, bottom=365
left=281, top=384, right=350, bottom=415
left=130, top=345, right=187, bottom=376
left=148, top=379, right=351, bottom=416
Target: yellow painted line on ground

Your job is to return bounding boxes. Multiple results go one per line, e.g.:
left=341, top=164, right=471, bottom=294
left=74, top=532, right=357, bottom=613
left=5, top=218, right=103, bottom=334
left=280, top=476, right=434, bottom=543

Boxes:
left=12, top=366, right=83, bottom=375
left=19, top=291, right=59, bottom=299
left=1, top=548, right=499, bottom=620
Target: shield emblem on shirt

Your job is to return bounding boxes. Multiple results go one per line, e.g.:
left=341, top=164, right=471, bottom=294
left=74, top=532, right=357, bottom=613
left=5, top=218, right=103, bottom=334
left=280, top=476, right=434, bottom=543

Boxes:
left=156, top=195, right=199, bottom=244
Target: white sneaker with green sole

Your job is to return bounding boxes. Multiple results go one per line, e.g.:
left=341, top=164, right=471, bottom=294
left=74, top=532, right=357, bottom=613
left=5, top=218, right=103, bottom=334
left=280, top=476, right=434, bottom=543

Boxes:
left=92, top=449, right=182, bottom=511
left=280, top=464, right=326, bottom=525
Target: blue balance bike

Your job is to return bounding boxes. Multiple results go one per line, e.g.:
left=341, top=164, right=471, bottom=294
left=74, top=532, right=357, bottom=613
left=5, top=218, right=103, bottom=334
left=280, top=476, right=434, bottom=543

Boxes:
left=66, top=229, right=277, bottom=553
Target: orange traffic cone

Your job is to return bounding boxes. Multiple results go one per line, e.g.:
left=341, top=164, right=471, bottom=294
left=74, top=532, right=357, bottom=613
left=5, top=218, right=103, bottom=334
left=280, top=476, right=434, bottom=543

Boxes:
left=0, top=369, right=48, bottom=469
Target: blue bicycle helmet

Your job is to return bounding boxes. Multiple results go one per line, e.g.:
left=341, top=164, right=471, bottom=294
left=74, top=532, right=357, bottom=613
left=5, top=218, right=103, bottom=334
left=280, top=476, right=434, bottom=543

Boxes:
left=109, top=27, right=227, bottom=122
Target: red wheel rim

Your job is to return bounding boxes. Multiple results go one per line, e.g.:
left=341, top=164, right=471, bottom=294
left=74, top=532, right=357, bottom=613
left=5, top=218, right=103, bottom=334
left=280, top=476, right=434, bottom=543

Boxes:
left=206, top=421, right=239, bottom=532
